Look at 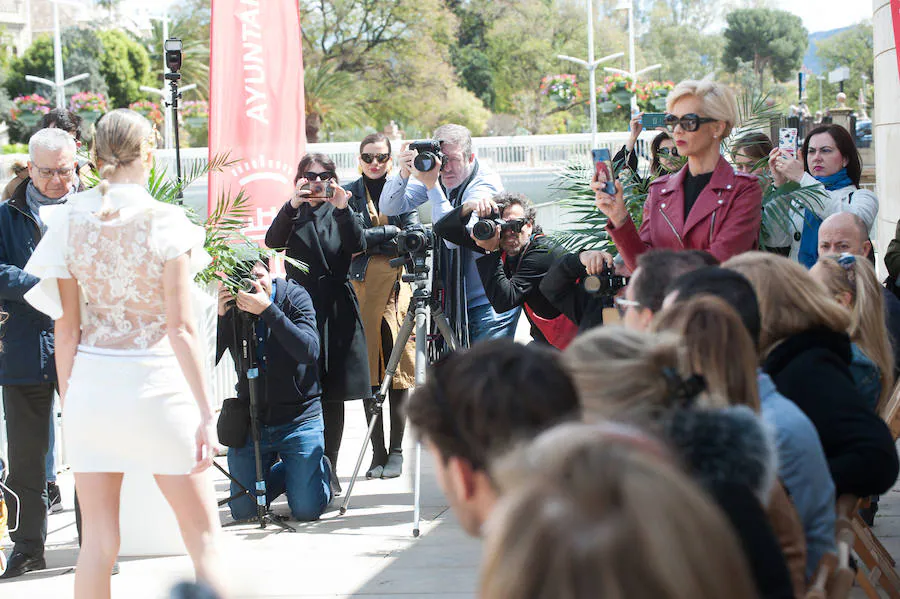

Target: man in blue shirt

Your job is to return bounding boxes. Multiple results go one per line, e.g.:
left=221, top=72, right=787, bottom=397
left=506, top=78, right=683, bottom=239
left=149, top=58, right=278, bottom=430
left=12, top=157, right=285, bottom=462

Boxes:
left=379, top=124, right=519, bottom=345
left=216, top=259, right=332, bottom=521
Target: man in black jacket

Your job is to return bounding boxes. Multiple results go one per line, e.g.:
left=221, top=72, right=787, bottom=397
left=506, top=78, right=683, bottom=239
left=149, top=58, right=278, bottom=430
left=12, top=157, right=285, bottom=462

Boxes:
left=433, top=192, right=570, bottom=346
left=216, top=259, right=333, bottom=521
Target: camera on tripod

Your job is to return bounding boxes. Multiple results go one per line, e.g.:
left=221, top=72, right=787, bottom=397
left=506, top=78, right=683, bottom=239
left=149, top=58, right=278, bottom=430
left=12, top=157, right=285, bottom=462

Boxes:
left=409, top=140, right=443, bottom=172
left=583, top=264, right=628, bottom=296
left=472, top=216, right=527, bottom=241
left=390, top=225, right=434, bottom=282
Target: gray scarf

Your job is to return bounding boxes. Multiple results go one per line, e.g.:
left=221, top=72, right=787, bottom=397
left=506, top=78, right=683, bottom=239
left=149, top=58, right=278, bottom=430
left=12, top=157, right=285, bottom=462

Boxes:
left=25, top=180, right=74, bottom=233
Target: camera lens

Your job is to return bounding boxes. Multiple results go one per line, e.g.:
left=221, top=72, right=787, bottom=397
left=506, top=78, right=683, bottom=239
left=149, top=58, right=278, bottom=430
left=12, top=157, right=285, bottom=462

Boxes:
left=583, top=275, right=602, bottom=294
left=414, top=152, right=436, bottom=172
left=240, top=278, right=256, bottom=293
left=405, top=232, right=424, bottom=252
left=472, top=220, right=497, bottom=241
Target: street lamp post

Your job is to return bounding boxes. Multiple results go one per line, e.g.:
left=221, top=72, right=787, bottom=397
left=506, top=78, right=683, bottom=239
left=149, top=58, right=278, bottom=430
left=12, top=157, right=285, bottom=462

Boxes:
left=556, top=0, right=623, bottom=147
left=613, top=0, right=661, bottom=115
left=817, top=76, right=825, bottom=114
left=26, top=0, right=90, bottom=108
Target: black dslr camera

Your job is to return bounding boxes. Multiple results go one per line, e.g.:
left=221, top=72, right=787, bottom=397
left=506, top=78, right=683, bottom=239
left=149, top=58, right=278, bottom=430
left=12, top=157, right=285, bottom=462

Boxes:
left=397, top=224, right=433, bottom=255
left=472, top=216, right=527, bottom=241
left=583, top=264, right=627, bottom=296
left=410, top=140, right=444, bottom=172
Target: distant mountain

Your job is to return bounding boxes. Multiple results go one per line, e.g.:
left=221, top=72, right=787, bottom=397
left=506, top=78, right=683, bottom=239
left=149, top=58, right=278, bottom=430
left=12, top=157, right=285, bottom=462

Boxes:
left=805, top=26, right=853, bottom=74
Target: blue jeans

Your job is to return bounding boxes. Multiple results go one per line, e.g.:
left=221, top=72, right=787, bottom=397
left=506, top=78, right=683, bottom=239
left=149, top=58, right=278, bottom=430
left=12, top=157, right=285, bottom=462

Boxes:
left=468, top=303, right=521, bottom=343
left=227, top=415, right=330, bottom=522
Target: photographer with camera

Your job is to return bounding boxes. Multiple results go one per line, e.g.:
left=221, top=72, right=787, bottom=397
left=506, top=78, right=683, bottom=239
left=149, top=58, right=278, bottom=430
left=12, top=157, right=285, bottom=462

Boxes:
left=433, top=192, right=575, bottom=348
left=216, top=257, right=333, bottom=521
left=346, top=133, right=418, bottom=479
left=379, top=124, right=517, bottom=344
left=265, top=153, right=370, bottom=494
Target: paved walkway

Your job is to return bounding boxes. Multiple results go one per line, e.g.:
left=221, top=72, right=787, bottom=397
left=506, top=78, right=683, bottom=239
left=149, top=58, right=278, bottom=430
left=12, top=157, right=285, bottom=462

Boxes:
left=0, top=401, right=481, bottom=598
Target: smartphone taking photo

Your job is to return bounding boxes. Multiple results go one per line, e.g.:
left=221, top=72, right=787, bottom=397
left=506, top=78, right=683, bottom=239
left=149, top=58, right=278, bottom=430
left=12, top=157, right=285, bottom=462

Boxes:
left=778, top=128, right=798, bottom=157
left=591, top=148, right=616, bottom=195
left=641, top=113, right=667, bottom=130
left=300, top=180, right=335, bottom=199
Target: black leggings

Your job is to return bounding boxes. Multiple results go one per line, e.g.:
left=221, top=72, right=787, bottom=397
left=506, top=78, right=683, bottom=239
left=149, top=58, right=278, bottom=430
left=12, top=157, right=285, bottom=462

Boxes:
left=323, top=401, right=344, bottom=471
left=365, top=318, right=409, bottom=459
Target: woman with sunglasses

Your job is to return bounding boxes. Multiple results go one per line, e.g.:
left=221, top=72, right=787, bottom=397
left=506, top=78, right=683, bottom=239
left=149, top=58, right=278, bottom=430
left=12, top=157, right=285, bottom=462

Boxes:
left=596, top=80, right=762, bottom=273
left=345, top=133, right=419, bottom=479
left=266, top=153, right=370, bottom=494
left=768, top=124, right=878, bottom=267
left=613, top=114, right=681, bottom=181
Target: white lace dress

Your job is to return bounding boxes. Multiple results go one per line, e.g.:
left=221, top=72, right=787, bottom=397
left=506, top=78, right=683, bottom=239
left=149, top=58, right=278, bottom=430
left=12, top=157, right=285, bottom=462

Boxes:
left=23, top=184, right=211, bottom=474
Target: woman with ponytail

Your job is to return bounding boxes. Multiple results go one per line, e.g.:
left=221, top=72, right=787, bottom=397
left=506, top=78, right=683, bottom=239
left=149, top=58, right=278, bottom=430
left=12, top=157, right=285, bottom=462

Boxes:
left=23, top=109, right=226, bottom=598
left=563, top=327, right=794, bottom=599
left=811, top=254, right=895, bottom=410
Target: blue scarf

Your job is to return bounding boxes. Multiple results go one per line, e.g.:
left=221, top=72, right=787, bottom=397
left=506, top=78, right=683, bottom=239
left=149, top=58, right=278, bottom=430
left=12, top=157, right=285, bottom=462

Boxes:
left=798, top=168, right=854, bottom=269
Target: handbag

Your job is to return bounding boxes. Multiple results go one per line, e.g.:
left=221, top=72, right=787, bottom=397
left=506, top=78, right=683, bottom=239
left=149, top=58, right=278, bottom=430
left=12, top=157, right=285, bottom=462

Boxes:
left=216, top=397, right=250, bottom=448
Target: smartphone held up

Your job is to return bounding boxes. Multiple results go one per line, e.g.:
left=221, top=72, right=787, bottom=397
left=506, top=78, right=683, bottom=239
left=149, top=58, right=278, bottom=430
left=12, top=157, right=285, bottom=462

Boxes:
left=778, top=128, right=798, bottom=157
left=300, top=180, right=335, bottom=199
left=591, top=148, right=616, bottom=195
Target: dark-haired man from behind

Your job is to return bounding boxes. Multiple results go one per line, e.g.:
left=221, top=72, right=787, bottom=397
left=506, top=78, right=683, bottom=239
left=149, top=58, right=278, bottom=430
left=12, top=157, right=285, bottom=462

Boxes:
left=217, top=259, right=333, bottom=521
left=406, top=339, right=581, bottom=536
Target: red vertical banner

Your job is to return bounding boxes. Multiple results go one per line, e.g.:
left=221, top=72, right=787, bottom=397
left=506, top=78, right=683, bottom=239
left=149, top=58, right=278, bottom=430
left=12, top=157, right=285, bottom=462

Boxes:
left=894, top=0, right=900, bottom=82
left=208, top=0, right=305, bottom=248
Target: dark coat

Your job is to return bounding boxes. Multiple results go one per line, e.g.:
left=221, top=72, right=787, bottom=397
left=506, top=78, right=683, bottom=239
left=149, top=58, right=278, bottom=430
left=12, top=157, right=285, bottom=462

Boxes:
left=663, top=406, right=793, bottom=599
left=0, top=180, right=56, bottom=385
left=265, top=201, right=370, bottom=403
left=433, top=204, right=564, bottom=343
left=763, top=328, right=900, bottom=498
left=216, top=278, right=322, bottom=426
left=539, top=252, right=608, bottom=332
left=608, top=155, right=762, bottom=272
left=345, top=176, right=419, bottom=279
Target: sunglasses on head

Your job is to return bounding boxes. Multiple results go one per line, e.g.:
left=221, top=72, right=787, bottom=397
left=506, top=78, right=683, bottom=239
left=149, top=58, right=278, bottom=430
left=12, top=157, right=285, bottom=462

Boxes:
left=657, top=147, right=680, bottom=158
left=664, top=113, right=717, bottom=133
left=304, top=171, right=335, bottom=181
left=360, top=153, right=390, bottom=164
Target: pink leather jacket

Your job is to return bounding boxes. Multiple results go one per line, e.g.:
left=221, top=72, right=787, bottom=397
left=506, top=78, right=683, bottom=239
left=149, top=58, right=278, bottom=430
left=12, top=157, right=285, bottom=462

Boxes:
left=608, top=155, right=762, bottom=272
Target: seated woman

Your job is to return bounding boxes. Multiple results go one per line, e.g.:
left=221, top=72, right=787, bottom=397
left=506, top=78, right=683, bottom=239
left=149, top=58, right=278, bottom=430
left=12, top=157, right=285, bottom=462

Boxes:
left=724, top=252, right=899, bottom=500
left=564, top=327, right=794, bottom=599
left=613, top=113, right=681, bottom=182
left=481, top=422, right=759, bottom=599
left=654, top=295, right=833, bottom=588
left=811, top=254, right=895, bottom=411
left=769, top=124, right=878, bottom=267
left=596, top=79, right=762, bottom=272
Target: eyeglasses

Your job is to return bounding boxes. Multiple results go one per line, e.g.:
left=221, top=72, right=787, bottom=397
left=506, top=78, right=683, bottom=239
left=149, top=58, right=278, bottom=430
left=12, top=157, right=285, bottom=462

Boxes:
left=664, top=113, right=717, bottom=133
left=657, top=147, right=680, bottom=158
left=34, top=166, right=74, bottom=179
left=360, top=153, right=390, bottom=164
left=614, top=297, right=641, bottom=319
left=303, top=171, right=335, bottom=181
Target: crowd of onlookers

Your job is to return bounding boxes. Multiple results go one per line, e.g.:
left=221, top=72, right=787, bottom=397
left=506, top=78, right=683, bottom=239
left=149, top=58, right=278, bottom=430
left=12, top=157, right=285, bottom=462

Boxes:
left=2, top=75, right=900, bottom=599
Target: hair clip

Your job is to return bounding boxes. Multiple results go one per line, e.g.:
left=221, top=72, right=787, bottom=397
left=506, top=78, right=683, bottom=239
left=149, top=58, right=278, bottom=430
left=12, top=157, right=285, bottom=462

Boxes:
left=837, top=253, right=856, bottom=269
left=662, top=367, right=707, bottom=408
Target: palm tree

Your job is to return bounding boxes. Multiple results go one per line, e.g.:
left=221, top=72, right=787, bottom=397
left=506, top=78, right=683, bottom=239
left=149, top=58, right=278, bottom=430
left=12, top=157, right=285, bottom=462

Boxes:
left=304, top=64, right=368, bottom=142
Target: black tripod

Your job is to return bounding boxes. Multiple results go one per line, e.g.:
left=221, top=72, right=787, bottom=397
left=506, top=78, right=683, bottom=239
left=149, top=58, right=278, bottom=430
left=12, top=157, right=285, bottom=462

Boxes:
left=164, top=71, right=184, bottom=204
left=215, top=309, right=295, bottom=532
left=340, top=249, right=459, bottom=537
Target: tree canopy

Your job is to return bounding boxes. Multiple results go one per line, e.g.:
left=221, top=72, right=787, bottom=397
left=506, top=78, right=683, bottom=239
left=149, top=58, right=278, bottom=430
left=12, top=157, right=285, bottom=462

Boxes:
left=723, top=8, right=808, bottom=90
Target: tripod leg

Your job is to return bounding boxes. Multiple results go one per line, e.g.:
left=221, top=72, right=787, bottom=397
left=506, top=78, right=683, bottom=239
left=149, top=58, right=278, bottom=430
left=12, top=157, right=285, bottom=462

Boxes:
left=413, top=304, right=428, bottom=537
left=340, top=307, right=418, bottom=515
left=431, top=306, right=460, bottom=351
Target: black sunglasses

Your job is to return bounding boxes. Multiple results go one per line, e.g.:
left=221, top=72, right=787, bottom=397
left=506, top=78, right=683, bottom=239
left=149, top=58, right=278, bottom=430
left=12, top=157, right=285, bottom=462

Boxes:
left=656, top=147, right=680, bottom=158
left=664, top=113, right=717, bottom=133
left=360, top=153, right=390, bottom=164
left=304, top=171, right=336, bottom=181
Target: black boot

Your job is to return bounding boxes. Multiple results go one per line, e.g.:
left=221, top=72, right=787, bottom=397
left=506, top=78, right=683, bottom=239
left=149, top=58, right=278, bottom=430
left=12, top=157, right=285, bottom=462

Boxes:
left=0, top=551, right=46, bottom=579
left=365, top=396, right=388, bottom=478
left=382, top=389, right=409, bottom=479
left=323, top=401, right=345, bottom=496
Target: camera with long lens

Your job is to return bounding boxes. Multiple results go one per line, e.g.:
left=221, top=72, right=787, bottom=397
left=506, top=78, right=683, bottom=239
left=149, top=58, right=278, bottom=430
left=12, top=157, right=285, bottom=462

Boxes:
left=409, top=140, right=444, bottom=172
left=583, top=264, right=628, bottom=296
left=472, top=217, right=526, bottom=241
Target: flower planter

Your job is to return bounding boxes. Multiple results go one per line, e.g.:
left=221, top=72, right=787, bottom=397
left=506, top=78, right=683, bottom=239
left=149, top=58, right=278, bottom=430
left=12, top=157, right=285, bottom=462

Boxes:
left=184, top=116, right=207, bottom=128
left=611, top=90, right=632, bottom=106
left=651, top=97, right=669, bottom=111
left=599, top=102, right=617, bottom=114
left=16, top=112, right=42, bottom=127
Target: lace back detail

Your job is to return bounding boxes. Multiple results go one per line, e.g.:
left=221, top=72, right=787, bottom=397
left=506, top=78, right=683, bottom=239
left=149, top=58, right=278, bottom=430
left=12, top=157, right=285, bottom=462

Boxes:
left=66, top=208, right=169, bottom=350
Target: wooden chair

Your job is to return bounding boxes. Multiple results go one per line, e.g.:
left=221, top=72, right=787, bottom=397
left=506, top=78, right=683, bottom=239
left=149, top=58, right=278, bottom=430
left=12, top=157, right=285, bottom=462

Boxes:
left=804, top=518, right=855, bottom=599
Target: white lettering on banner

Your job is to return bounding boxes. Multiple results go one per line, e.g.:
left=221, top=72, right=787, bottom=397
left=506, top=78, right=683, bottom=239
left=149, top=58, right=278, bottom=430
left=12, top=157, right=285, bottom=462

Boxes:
left=236, top=2, right=269, bottom=125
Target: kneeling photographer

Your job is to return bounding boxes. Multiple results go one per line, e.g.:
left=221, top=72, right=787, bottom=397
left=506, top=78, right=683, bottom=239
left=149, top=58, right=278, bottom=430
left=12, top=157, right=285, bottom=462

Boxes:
left=433, top=192, right=576, bottom=348
left=216, top=257, right=333, bottom=521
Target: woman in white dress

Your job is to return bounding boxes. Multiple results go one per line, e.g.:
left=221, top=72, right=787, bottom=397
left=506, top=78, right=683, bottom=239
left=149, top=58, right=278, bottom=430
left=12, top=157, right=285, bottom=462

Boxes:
left=23, top=109, right=226, bottom=598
